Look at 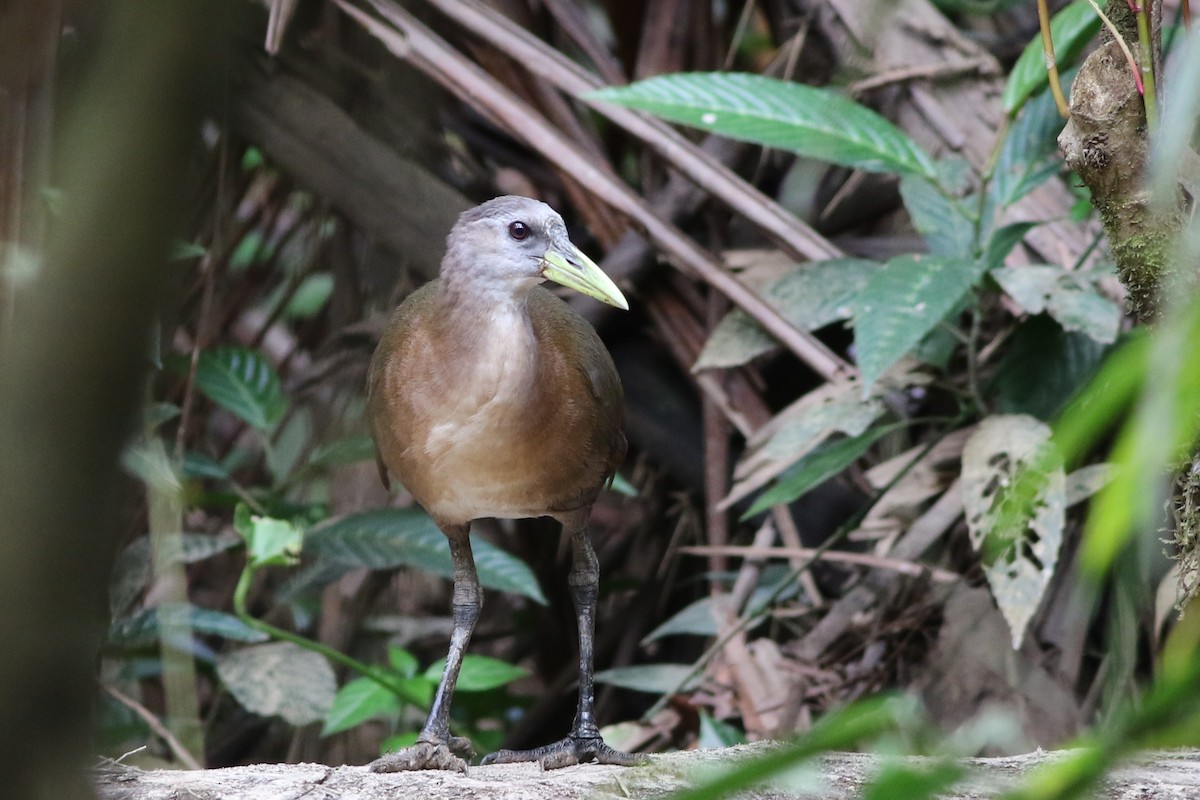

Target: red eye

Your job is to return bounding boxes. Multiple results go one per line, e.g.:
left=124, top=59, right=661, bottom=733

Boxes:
left=508, top=221, right=530, bottom=241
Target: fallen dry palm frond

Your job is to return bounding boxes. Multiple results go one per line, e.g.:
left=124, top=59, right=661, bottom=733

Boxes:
left=335, top=0, right=851, bottom=383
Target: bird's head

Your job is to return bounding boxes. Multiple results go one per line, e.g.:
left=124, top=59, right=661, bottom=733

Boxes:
left=442, top=195, right=628, bottom=310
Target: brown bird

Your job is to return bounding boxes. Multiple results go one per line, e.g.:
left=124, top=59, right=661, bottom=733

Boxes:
left=365, top=196, right=639, bottom=773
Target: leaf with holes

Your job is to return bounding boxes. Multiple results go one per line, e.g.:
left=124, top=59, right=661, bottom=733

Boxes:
left=192, top=346, right=287, bottom=430
left=217, top=641, right=336, bottom=725
left=853, top=255, right=980, bottom=395
left=961, top=415, right=1065, bottom=649
left=590, top=73, right=936, bottom=178
left=300, top=508, right=546, bottom=604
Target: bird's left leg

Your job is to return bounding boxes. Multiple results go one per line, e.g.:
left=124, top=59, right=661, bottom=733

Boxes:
left=483, top=510, right=644, bottom=770
left=369, top=523, right=479, bottom=774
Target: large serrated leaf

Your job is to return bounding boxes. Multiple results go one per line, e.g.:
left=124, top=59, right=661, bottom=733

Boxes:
left=1002, top=1, right=1098, bottom=114
left=991, top=265, right=1121, bottom=344
left=302, top=508, right=546, bottom=604
left=961, top=415, right=1065, bottom=649
left=694, top=258, right=877, bottom=371
left=217, top=641, right=336, bottom=726
left=192, top=346, right=287, bottom=430
left=590, top=72, right=936, bottom=178
left=854, top=255, right=981, bottom=394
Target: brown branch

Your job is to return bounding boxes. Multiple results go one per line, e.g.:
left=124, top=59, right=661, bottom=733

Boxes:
left=679, top=544, right=959, bottom=583
left=416, top=0, right=842, bottom=264
left=100, top=683, right=204, bottom=771
left=338, top=0, right=853, bottom=383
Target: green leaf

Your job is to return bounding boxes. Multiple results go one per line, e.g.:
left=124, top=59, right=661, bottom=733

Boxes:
left=590, top=72, right=936, bottom=178
left=643, top=596, right=721, bottom=642
left=695, top=258, right=878, bottom=371
left=1002, top=1, right=1099, bottom=114
left=302, top=508, right=547, bottom=604
left=961, top=415, right=1066, bottom=649
left=668, top=695, right=915, bottom=800
left=217, top=641, right=336, bottom=726
left=992, top=315, right=1109, bottom=421
left=234, top=505, right=303, bottom=568
left=991, top=265, right=1121, bottom=344
left=310, top=434, right=377, bottom=467
left=108, top=604, right=269, bottom=648
left=171, top=240, right=207, bottom=260
left=284, top=272, right=334, bottom=319
left=181, top=450, right=229, bottom=480
left=984, top=222, right=1039, bottom=271
left=321, top=677, right=401, bottom=736
left=745, top=423, right=906, bottom=518
left=388, top=646, right=419, bottom=678
left=594, top=663, right=701, bottom=694
left=898, top=174, right=974, bottom=258
left=381, top=731, right=420, bottom=754
left=992, top=77, right=1074, bottom=210
left=191, top=346, right=287, bottom=431
left=698, top=712, right=747, bottom=748
left=607, top=471, right=638, bottom=497
left=424, top=654, right=528, bottom=692
left=853, top=255, right=980, bottom=394
left=863, top=761, right=966, bottom=800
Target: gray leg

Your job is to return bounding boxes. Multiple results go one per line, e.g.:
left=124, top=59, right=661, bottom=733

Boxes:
left=482, top=511, right=643, bottom=770
left=370, top=523, right=480, bottom=774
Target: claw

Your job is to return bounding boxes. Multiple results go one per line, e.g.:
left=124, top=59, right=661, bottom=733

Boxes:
left=368, top=738, right=473, bottom=775
left=482, top=735, right=645, bottom=770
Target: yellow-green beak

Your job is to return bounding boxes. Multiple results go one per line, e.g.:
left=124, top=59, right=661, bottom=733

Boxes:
left=542, top=243, right=628, bottom=310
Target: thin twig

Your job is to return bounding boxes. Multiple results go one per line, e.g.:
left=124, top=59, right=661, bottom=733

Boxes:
left=679, top=544, right=959, bottom=583
left=101, top=683, right=203, bottom=770
left=1083, top=0, right=1145, bottom=95
left=1037, top=0, right=1071, bottom=117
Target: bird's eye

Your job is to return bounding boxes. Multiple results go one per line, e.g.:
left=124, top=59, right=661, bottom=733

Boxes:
left=508, top=221, right=531, bottom=241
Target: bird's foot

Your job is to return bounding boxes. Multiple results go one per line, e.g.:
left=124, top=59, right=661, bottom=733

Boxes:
left=368, top=735, right=475, bottom=775
left=481, top=734, right=645, bottom=770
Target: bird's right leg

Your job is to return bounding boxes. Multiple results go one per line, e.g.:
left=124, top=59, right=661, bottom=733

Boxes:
left=369, top=523, right=480, bottom=774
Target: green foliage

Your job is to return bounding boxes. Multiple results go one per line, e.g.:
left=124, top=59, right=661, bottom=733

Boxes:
left=853, top=255, right=981, bottom=393
left=189, top=346, right=287, bottom=431
left=1002, top=1, right=1099, bottom=114
left=744, top=422, right=907, bottom=518
left=423, top=654, right=529, bottom=692
left=595, top=663, right=702, bottom=693
left=297, top=508, right=548, bottom=604
left=591, top=72, right=937, bottom=178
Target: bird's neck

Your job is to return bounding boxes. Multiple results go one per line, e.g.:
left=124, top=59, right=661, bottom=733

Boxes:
left=435, top=279, right=540, bottom=397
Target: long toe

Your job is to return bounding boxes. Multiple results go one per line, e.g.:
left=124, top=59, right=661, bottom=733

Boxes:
left=481, top=735, right=645, bottom=770
left=368, top=740, right=469, bottom=774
